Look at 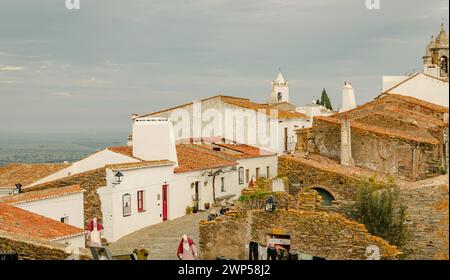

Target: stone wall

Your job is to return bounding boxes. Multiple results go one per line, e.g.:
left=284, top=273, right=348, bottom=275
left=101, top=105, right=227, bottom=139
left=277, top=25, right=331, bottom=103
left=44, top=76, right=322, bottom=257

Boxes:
left=400, top=183, right=449, bottom=260
left=306, top=118, right=442, bottom=181
left=0, top=232, right=91, bottom=260
left=278, top=156, right=365, bottom=202
left=199, top=209, right=400, bottom=260
left=24, top=168, right=106, bottom=228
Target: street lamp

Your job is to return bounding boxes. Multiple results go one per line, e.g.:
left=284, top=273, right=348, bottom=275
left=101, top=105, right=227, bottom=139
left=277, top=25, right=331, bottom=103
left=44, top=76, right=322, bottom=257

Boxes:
left=265, top=196, right=276, bottom=212
left=114, top=171, right=124, bottom=184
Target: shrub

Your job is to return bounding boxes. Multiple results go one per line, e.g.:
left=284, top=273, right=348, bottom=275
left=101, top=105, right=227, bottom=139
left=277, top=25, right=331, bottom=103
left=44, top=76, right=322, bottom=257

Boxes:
left=352, top=179, right=409, bottom=247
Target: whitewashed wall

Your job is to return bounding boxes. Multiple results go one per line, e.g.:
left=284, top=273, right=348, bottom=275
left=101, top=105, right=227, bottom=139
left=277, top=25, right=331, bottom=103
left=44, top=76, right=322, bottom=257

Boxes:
left=15, top=192, right=84, bottom=229
left=57, top=235, right=86, bottom=248
left=99, top=165, right=174, bottom=242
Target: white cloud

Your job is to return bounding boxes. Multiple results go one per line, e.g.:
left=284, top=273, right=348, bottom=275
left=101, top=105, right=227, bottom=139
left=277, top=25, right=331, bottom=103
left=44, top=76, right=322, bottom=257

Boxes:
left=0, top=65, right=23, bottom=71
left=52, top=92, right=73, bottom=97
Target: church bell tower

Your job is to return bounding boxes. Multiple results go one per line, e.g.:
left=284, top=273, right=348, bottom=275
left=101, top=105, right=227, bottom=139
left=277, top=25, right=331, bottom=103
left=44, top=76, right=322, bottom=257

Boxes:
left=270, top=71, right=289, bottom=104
left=423, top=21, right=449, bottom=82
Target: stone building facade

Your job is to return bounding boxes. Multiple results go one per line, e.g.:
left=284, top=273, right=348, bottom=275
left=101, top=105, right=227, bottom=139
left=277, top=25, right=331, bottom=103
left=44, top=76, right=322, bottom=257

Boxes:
left=296, top=94, right=448, bottom=181
left=199, top=190, right=400, bottom=260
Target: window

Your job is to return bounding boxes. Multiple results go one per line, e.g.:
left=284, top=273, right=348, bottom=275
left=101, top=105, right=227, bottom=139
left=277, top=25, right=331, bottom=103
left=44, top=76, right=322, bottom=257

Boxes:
left=60, top=216, right=69, bottom=224
left=221, top=177, right=225, bottom=192
left=266, top=166, right=270, bottom=178
left=238, top=167, right=244, bottom=184
left=245, top=169, right=250, bottom=183
left=137, top=190, right=145, bottom=212
left=256, top=168, right=260, bottom=179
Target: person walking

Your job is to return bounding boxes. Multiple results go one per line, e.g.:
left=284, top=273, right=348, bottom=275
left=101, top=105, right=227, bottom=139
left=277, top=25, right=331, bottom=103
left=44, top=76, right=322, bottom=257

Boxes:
left=177, top=234, right=198, bottom=260
left=133, top=244, right=149, bottom=260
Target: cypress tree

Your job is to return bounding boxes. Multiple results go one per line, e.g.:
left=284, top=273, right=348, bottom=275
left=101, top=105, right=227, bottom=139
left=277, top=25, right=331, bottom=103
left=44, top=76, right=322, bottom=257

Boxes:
left=320, top=88, right=333, bottom=110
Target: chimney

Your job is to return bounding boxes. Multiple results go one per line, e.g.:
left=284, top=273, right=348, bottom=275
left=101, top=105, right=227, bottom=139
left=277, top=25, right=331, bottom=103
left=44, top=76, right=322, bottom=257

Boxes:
left=132, top=118, right=178, bottom=166
left=341, top=81, right=356, bottom=112
left=340, top=116, right=354, bottom=166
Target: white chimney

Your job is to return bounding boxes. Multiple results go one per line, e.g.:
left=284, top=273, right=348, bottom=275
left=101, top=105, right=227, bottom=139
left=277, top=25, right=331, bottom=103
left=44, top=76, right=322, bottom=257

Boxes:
left=132, top=118, right=178, bottom=166
left=341, top=81, right=356, bottom=112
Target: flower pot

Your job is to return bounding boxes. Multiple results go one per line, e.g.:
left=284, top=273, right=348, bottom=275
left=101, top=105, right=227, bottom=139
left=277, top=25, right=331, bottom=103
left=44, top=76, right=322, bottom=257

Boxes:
left=204, top=203, right=210, bottom=209
left=193, top=207, right=198, bottom=213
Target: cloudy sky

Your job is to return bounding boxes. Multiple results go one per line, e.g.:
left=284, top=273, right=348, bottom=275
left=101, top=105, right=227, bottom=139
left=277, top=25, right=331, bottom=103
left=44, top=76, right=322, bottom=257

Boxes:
left=0, top=0, right=448, bottom=134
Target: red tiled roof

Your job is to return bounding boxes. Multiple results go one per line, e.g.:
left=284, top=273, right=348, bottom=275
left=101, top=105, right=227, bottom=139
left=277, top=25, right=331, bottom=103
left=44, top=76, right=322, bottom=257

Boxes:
left=334, top=93, right=448, bottom=120
left=0, top=202, right=85, bottom=242
left=0, top=185, right=84, bottom=205
left=0, top=163, right=70, bottom=189
left=174, top=144, right=236, bottom=173
left=222, top=98, right=308, bottom=119
left=176, top=138, right=276, bottom=159
left=212, top=143, right=276, bottom=158
left=107, top=146, right=134, bottom=157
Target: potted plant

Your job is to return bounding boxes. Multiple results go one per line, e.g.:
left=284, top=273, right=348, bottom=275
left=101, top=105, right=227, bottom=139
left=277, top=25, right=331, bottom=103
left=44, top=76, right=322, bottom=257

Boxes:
left=204, top=202, right=210, bottom=210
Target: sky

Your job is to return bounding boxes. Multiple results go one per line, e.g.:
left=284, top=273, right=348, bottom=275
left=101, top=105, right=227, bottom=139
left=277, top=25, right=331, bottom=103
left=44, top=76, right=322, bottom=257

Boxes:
left=0, top=0, right=448, bottom=134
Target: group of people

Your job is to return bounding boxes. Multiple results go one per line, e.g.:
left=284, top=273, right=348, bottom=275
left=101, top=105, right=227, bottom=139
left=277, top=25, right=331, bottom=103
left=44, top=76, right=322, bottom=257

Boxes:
left=249, top=240, right=294, bottom=260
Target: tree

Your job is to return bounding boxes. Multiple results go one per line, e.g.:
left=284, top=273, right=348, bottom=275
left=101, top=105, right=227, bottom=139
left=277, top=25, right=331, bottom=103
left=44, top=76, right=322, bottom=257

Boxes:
left=204, top=169, right=225, bottom=202
left=320, top=88, right=333, bottom=110
left=352, top=178, right=409, bottom=247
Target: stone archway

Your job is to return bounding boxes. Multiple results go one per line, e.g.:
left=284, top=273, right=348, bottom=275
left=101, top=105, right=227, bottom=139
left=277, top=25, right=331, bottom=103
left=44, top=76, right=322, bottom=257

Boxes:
left=312, top=187, right=336, bottom=206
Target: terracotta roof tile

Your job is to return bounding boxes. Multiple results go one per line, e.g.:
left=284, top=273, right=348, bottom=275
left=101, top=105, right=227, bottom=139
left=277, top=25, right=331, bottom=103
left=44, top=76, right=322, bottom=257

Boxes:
left=334, top=93, right=448, bottom=120
left=107, top=146, right=133, bottom=157
left=222, top=98, right=308, bottom=119
left=212, top=143, right=276, bottom=158
left=0, top=185, right=84, bottom=205
left=0, top=163, right=70, bottom=189
left=176, top=138, right=276, bottom=159
left=174, top=144, right=236, bottom=173
left=0, top=202, right=85, bottom=242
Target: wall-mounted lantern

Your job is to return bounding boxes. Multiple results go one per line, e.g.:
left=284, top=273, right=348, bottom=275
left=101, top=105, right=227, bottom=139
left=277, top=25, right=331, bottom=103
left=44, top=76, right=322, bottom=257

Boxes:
left=265, top=196, right=276, bottom=213
left=13, top=183, right=22, bottom=194
left=114, top=171, right=124, bottom=184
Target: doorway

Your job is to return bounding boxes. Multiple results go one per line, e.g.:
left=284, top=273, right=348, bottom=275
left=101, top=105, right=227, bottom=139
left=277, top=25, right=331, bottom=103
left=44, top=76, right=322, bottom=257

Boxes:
left=162, top=184, right=168, bottom=221
left=194, top=181, right=200, bottom=211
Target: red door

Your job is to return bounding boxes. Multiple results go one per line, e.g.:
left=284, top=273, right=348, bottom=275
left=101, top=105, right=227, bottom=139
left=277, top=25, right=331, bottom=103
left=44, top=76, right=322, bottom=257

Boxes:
left=162, top=184, right=168, bottom=221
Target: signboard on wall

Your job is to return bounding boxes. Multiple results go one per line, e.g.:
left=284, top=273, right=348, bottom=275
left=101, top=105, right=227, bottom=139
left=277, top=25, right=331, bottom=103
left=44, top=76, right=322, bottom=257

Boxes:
left=122, top=193, right=131, bottom=217
left=269, top=238, right=291, bottom=245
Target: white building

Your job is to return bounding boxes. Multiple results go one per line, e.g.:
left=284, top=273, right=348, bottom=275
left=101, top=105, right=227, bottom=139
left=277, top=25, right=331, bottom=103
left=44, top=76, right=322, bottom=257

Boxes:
left=0, top=184, right=85, bottom=230
left=0, top=202, right=85, bottom=247
left=97, top=118, right=278, bottom=242
left=381, top=73, right=449, bottom=108
left=135, top=72, right=310, bottom=155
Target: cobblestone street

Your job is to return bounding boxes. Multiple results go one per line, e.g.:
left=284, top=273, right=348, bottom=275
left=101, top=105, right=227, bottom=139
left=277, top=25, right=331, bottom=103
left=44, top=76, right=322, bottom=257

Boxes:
left=108, top=211, right=210, bottom=260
